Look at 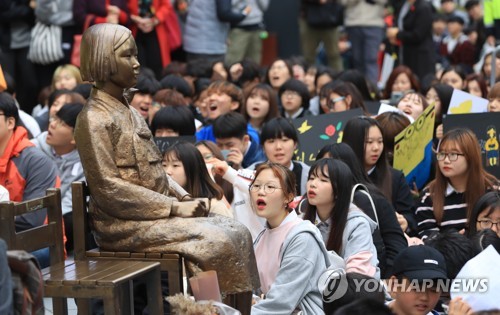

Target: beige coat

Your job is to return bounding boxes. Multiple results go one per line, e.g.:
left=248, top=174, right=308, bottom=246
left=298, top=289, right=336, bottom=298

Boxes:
left=74, top=88, right=259, bottom=293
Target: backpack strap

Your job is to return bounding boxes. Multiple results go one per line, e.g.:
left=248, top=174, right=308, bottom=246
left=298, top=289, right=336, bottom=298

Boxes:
left=350, top=184, right=379, bottom=229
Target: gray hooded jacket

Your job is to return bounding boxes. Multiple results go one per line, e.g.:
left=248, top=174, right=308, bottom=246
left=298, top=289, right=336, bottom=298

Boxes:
left=252, top=219, right=332, bottom=315
left=32, top=131, right=85, bottom=214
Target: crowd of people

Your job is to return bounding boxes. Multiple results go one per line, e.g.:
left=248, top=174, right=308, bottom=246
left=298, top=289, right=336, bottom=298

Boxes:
left=1, top=0, right=500, bottom=314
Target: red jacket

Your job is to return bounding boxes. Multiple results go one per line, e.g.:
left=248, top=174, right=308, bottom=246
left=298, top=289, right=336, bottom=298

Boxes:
left=0, top=127, right=36, bottom=201
left=0, top=127, right=60, bottom=231
left=128, top=0, right=172, bottom=67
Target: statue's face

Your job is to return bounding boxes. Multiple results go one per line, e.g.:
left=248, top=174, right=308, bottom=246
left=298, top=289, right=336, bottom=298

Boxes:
left=109, top=35, right=140, bottom=89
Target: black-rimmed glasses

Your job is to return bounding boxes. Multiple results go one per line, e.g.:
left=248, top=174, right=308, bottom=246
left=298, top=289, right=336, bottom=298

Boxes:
left=436, top=152, right=464, bottom=161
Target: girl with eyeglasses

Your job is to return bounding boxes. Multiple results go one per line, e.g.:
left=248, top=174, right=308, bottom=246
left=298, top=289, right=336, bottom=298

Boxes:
left=467, top=191, right=500, bottom=238
left=319, top=81, right=368, bottom=115
left=199, top=141, right=266, bottom=240
left=302, top=158, right=379, bottom=279
left=250, top=162, right=334, bottom=314
left=416, top=128, right=499, bottom=239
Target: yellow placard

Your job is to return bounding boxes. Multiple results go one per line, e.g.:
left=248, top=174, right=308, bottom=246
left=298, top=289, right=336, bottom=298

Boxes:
left=0, top=65, right=6, bottom=92
left=393, top=104, right=435, bottom=176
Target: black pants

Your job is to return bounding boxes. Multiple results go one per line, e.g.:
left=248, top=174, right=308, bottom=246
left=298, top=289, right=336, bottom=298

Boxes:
left=63, top=212, right=74, bottom=254
left=136, top=29, right=163, bottom=80
left=0, top=46, right=38, bottom=113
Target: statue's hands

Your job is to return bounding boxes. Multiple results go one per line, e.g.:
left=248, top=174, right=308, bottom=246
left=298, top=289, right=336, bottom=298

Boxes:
left=171, top=198, right=210, bottom=218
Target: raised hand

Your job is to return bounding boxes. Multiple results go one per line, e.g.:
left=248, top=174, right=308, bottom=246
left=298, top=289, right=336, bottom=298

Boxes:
left=210, top=158, right=229, bottom=176
left=448, top=297, right=473, bottom=315
left=225, top=149, right=244, bottom=170
left=396, top=212, right=408, bottom=232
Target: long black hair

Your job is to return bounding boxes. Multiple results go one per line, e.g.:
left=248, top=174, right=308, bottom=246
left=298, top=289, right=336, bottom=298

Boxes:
left=303, top=158, right=354, bottom=253
left=164, top=142, right=223, bottom=200
left=342, top=116, right=392, bottom=201
left=317, top=143, right=384, bottom=199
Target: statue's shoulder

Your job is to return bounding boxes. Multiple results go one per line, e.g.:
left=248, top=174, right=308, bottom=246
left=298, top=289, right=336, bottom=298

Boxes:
left=76, top=106, right=117, bottom=139
left=80, top=101, right=113, bottom=123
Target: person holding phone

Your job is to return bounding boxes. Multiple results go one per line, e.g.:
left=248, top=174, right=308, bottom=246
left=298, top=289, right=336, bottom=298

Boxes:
left=213, top=112, right=266, bottom=169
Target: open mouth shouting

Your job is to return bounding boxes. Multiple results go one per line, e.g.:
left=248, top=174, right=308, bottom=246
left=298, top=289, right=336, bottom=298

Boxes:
left=256, top=198, right=267, bottom=210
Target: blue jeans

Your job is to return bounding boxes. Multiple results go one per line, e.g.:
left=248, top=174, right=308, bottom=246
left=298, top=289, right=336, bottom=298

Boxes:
left=31, top=248, right=50, bottom=269
left=346, top=26, right=384, bottom=84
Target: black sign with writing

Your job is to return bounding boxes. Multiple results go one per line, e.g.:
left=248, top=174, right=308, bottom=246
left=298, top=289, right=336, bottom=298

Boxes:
left=153, top=136, right=196, bottom=153
left=443, top=112, right=500, bottom=178
left=292, top=109, right=363, bottom=165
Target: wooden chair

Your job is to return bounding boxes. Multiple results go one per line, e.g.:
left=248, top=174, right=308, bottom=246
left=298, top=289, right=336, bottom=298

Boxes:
left=73, top=181, right=252, bottom=315
left=72, top=181, right=184, bottom=295
left=0, top=188, right=164, bottom=315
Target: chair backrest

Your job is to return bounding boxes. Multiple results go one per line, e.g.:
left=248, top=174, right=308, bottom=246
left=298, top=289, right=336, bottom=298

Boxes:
left=71, top=181, right=91, bottom=260
left=0, top=188, right=65, bottom=266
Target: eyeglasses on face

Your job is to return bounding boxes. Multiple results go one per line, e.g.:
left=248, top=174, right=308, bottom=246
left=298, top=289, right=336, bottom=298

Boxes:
left=477, top=219, right=500, bottom=230
left=436, top=152, right=464, bottom=161
left=249, top=183, right=282, bottom=194
left=327, top=96, right=345, bottom=110
left=282, top=91, right=300, bottom=98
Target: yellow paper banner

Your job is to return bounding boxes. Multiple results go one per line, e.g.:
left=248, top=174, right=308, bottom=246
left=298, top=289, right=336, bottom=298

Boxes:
left=0, top=65, right=6, bottom=92
left=393, top=104, right=435, bottom=176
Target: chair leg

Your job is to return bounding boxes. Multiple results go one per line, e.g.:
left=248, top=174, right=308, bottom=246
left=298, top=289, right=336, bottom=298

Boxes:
left=120, top=281, right=133, bottom=315
left=75, top=298, right=91, bottom=314
left=224, top=291, right=252, bottom=315
left=51, top=297, right=68, bottom=315
left=145, top=267, right=164, bottom=315
left=167, top=268, right=181, bottom=295
left=103, top=287, right=122, bottom=315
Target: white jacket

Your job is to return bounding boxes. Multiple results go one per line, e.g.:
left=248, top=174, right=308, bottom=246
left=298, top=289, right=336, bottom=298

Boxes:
left=223, top=167, right=265, bottom=240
